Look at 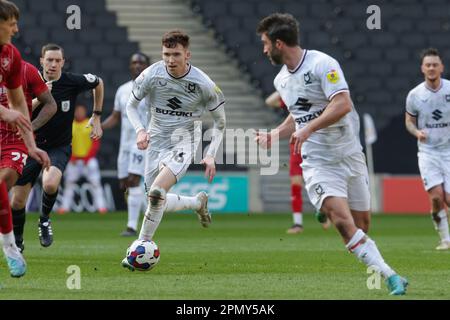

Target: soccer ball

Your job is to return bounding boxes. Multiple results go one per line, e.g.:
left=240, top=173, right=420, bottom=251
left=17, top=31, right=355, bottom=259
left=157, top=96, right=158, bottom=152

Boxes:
left=125, top=239, right=160, bottom=271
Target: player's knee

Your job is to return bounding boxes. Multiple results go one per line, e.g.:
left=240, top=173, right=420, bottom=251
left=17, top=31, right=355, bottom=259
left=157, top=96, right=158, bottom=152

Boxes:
left=11, top=194, right=26, bottom=210
left=43, top=182, right=59, bottom=195
left=148, top=186, right=166, bottom=207
left=430, top=195, right=444, bottom=210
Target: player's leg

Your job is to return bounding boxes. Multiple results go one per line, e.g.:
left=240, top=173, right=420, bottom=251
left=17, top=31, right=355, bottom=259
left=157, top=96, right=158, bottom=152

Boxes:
left=428, top=185, right=450, bottom=250
left=0, top=167, right=19, bottom=189
left=121, top=173, right=142, bottom=236
left=0, top=181, right=26, bottom=277
left=286, top=144, right=303, bottom=234
left=287, top=175, right=303, bottom=234
left=10, top=155, right=42, bottom=253
left=38, top=145, right=71, bottom=247
left=85, top=158, right=107, bottom=213
left=418, top=152, right=449, bottom=249
left=58, top=161, right=79, bottom=214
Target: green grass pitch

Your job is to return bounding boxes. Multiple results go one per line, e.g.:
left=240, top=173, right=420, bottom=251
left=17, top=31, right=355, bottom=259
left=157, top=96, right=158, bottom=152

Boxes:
left=0, top=212, right=448, bottom=299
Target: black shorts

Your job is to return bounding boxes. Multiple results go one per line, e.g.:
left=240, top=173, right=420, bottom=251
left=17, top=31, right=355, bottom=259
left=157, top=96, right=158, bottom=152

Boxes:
left=15, top=144, right=71, bottom=186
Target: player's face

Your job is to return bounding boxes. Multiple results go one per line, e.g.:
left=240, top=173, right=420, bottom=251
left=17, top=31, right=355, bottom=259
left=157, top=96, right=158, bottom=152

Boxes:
left=129, top=54, right=149, bottom=80
left=74, top=105, right=87, bottom=121
left=421, top=55, right=444, bottom=82
left=41, top=50, right=65, bottom=81
left=0, top=17, right=19, bottom=45
left=261, top=33, right=283, bottom=65
left=162, top=44, right=191, bottom=77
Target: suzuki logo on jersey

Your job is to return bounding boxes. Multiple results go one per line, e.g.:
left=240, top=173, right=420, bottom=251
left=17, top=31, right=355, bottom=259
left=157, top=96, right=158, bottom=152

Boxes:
left=166, top=97, right=182, bottom=110
left=295, top=97, right=313, bottom=111
left=155, top=107, right=193, bottom=117
left=432, top=109, right=443, bottom=121
left=295, top=108, right=325, bottom=124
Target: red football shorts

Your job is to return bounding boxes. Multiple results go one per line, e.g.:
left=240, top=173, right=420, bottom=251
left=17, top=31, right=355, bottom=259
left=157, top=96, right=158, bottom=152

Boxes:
left=0, top=141, right=28, bottom=175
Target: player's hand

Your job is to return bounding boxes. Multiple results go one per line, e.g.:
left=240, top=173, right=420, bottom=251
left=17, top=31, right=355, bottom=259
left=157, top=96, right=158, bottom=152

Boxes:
left=0, top=106, right=32, bottom=132
left=136, top=129, right=149, bottom=150
left=254, top=130, right=272, bottom=149
left=200, top=155, right=216, bottom=183
left=291, top=126, right=312, bottom=154
left=28, top=147, right=51, bottom=169
left=417, top=130, right=427, bottom=142
left=88, top=115, right=103, bottom=140
left=46, top=81, right=53, bottom=92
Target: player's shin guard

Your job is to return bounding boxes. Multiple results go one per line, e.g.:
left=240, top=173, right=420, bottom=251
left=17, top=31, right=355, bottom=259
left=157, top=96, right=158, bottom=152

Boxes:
left=431, top=209, right=450, bottom=242
left=139, top=186, right=166, bottom=241
left=0, top=182, right=13, bottom=235
left=128, top=186, right=144, bottom=231
left=164, top=193, right=199, bottom=212
left=346, top=229, right=395, bottom=279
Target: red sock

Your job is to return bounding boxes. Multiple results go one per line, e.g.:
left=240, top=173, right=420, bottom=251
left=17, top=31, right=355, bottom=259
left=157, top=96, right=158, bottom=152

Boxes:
left=0, top=181, right=13, bottom=234
left=291, top=184, right=302, bottom=213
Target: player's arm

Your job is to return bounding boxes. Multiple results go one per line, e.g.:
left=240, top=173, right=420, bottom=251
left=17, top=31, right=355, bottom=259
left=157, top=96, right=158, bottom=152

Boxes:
left=201, top=104, right=226, bottom=183
left=126, top=91, right=148, bottom=150
left=32, top=81, right=53, bottom=111
left=255, top=114, right=295, bottom=149
left=405, top=112, right=426, bottom=142
left=88, top=77, right=104, bottom=140
left=7, top=88, right=51, bottom=168
left=291, top=91, right=351, bottom=153
left=265, top=91, right=282, bottom=108
left=31, top=90, right=57, bottom=131
left=101, top=110, right=121, bottom=130
left=0, top=104, right=31, bottom=131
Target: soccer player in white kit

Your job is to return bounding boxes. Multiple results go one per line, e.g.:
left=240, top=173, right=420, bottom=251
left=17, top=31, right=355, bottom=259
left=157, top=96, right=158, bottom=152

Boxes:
left=122, top=30, right=226, bottom=270
left=102, top=53, right=150, bottom=236
left=255, top=13, right=408, bottom=295
left=405, top=48, right=450, bottom=250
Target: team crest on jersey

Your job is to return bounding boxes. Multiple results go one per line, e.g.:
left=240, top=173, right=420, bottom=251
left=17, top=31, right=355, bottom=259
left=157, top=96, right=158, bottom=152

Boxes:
left=326, top=69, right=339, bottom=84
left=1, top=57, right=10, bottom=70
left=83, top=73, right=97, bottom=83
left=185, top=82, right=196, bottom=94
left=61, top=100, right=71, bottom=112
left=303, top=71, right=312, bottom=85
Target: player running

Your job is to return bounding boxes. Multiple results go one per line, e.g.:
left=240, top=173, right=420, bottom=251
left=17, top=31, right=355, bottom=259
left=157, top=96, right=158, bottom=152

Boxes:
left=255, top=13, right=408, bottom=295
left=405, top=48, right=450, bottom=250
left=102, top=52, right=150, bottom=236
left=10, top=43, right=103, bottom=250
left=122, top=30, right=226, bottom=271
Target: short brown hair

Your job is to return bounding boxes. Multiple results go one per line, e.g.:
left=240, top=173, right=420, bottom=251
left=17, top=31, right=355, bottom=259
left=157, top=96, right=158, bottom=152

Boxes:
left=420, top=48, right=441, bottom=64
left=257, top=13, right=299, bottom=47
left=0, top=0, right=19, bottom=21
left=41, top=43, right=64, bottom=58
left=162, top=30, right=190, bottom=49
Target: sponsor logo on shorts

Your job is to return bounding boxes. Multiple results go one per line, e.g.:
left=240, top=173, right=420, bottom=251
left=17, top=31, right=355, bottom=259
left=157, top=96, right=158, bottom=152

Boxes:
left=315, top=184, right=325, bottom=197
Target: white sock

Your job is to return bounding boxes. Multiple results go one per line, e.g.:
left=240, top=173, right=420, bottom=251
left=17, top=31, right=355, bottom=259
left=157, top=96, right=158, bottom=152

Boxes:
left=164, top=193, right=199, bottom=212
left=432, top=209, right=450, bottom=242
left=128, top=186, right=144, bottom=231
left=2, top=231, right=21, bottom=259
left=139, top=187, right=166, bottom=241
left=346, top=229, right=396, bottom=279
left=293, top=212, right=303, bottom=225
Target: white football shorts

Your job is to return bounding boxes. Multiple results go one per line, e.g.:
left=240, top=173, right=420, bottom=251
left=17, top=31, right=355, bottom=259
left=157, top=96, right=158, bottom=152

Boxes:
left=302, top=152, right=371, bottom=211
left=418, top=151, right=450, bottom=192
left=117, top=144, right=146, bottom=179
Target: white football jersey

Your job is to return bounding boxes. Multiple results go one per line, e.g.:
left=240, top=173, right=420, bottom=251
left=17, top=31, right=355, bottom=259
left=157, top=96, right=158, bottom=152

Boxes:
left=131, top=61, right=225, bottom=151
left=274, top=49, right=362, bottom=164
left=406, top=79, right=450, bottom=154
left=114, top=81, right=148, bottom=149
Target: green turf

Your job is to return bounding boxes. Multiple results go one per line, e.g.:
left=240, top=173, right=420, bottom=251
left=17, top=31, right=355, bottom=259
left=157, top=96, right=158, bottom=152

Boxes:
left=0, top=212, right=448, bottom=299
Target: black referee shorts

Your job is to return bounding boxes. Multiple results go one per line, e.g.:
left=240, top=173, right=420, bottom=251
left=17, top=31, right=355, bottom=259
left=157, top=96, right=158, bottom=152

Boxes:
left=15, top=144, right=71, bottom=187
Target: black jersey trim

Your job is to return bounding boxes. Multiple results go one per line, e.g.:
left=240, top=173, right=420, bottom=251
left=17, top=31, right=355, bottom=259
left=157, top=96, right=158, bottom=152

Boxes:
left=406, top=111, right=417, bottom=117
left=327, top=88, right=349, bottom=101
left=165, top=64, right=192, bottom=79
left=131, top=91, right=142, bottom=101
left=288, top=50, right=308, bottom=74
left=209, top=101, right=225, bottom=112
left=425, top=81, right=443, bottom=93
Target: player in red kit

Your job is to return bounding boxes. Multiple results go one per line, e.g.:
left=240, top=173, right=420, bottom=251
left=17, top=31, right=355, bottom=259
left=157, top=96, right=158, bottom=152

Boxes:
left=0, top=0, right=51, bottom=278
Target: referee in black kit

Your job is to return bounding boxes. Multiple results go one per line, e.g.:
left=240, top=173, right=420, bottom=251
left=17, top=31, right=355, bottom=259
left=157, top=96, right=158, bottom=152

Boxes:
left=10, top=43, right=104, bottom=251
